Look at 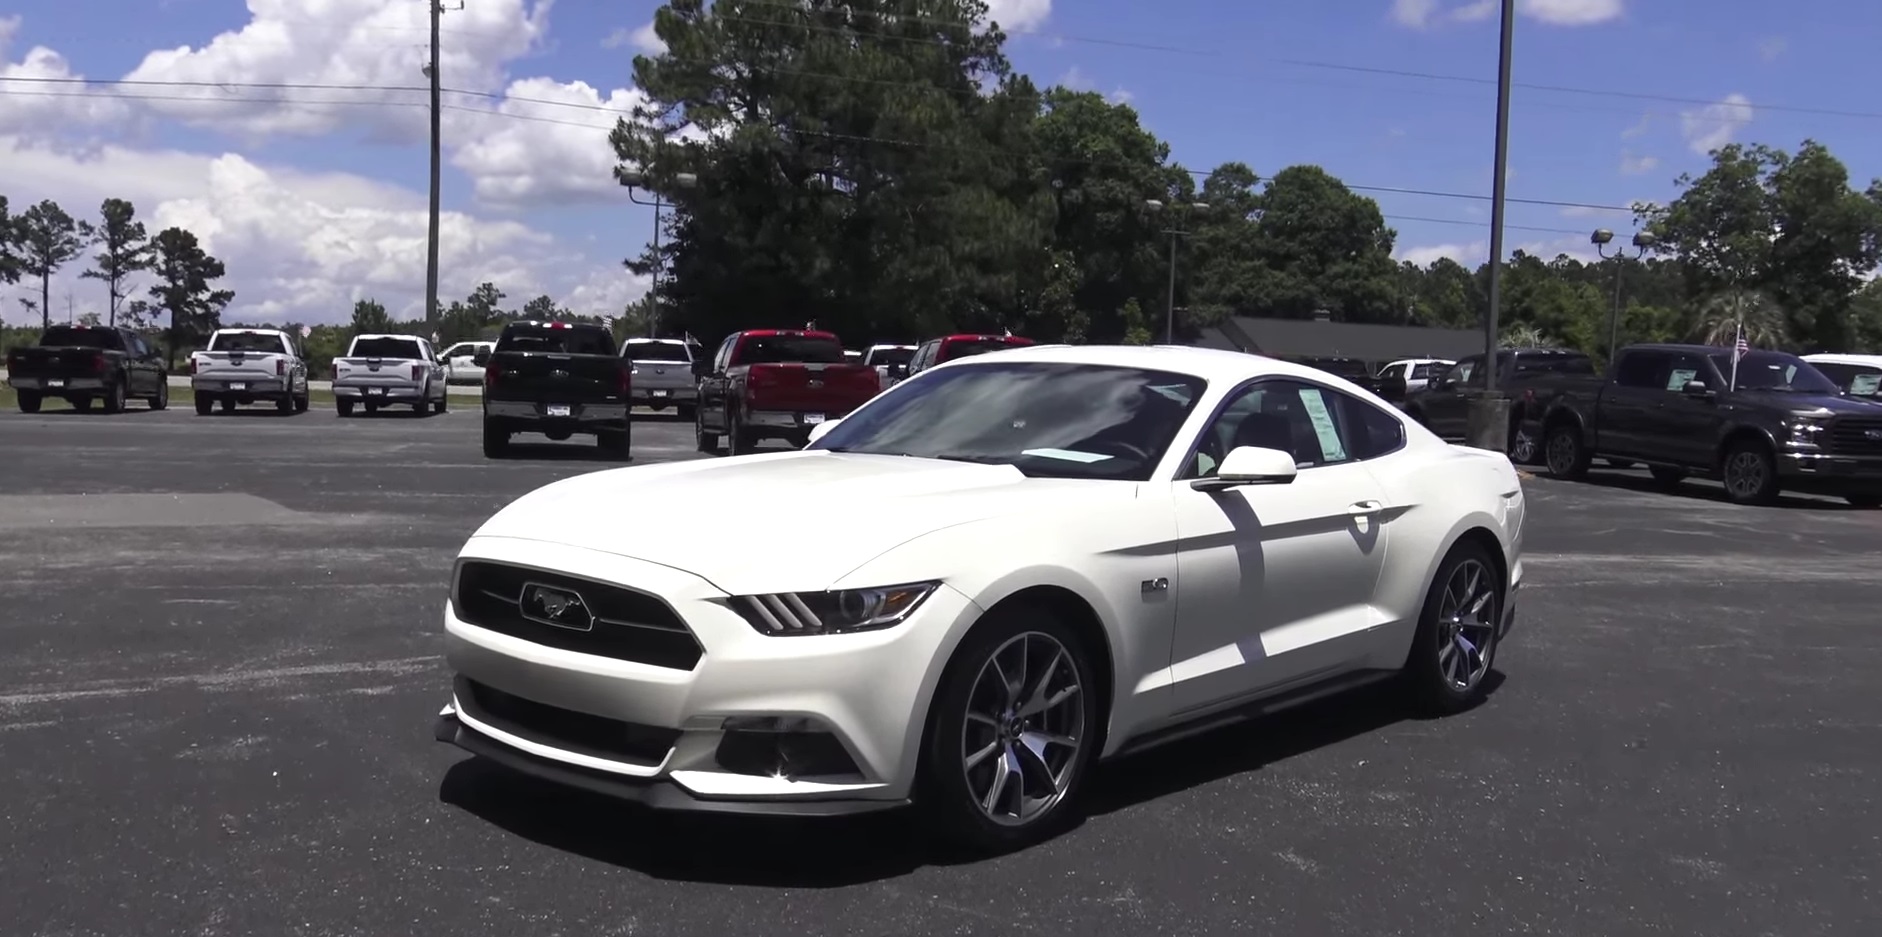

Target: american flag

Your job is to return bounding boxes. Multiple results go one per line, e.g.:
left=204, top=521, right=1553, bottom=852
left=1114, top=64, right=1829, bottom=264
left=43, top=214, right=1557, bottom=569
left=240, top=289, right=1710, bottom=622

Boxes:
left=1734, top=327, right=1749, bottom=359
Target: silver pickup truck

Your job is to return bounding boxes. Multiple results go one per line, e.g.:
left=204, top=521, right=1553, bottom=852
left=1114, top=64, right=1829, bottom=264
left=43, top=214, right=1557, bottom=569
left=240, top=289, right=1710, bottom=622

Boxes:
left=620, top=338, right=697, bottom=417
left=189, top=328, right=310, bottom=414
left=331, top=333, right=448, bottom=416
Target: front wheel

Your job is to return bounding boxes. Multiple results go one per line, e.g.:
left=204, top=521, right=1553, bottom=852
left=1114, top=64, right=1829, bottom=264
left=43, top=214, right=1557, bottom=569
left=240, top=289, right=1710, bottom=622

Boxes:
left=149, top=380, right=169, bottom=411
left=1402, top=541, right=1503, bottom=715
left=1845, top=493, right=1882, bottom=509
left=920, top=604, right=1100, bottom=854
left=694, top=406, right=720, bottom=454
left=1721, top=442, right=1779, bottom=506
left=1543, top=422, right=1590, bottom=479
left=434, top=392, right=448, bottom=414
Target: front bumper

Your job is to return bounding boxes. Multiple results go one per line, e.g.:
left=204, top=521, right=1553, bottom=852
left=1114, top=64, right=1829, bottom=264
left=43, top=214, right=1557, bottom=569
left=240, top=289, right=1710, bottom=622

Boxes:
left=1777, top=451, right=1882, bottom=494
left=436, top=537, right=977, bottom=813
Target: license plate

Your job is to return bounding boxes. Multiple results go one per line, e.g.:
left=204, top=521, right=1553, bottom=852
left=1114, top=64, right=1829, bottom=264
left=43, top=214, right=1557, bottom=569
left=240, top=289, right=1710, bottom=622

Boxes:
left=651, top=390, right=669, bottom=398
left=367, top=387, right=386, bottom=396
left=228, top=382, right=247, bottom=391
left=546, top=404, right=572, bottom=417
left=804, top=412, right=826, bottom=425
left=46, top=379, right=64, bottom=388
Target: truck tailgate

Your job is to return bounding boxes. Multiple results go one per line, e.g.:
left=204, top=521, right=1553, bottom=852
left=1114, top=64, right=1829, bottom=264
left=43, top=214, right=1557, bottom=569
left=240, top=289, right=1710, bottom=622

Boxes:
left=6, top=347, right=110, bottom=378
left=485, top=353, right=625, bottom=402
left=335, top=358, right=427, bottom=387
left=194, top=351, right=290, bottom=382
left=745, top=362, right=881, bottom=413
left=627, top=361, right=693, bottom=392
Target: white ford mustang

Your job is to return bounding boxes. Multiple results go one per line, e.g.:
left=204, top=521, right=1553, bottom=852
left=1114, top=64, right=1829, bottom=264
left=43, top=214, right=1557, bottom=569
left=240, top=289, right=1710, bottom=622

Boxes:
left=435, top=344, right=1527, bottom=849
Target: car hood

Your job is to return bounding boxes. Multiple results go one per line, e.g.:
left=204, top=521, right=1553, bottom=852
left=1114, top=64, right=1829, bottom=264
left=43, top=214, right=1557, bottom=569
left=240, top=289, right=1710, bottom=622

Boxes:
left=467, top=451, right=1137, bottom=595
left=1737, top=391, right=1882, bottom=416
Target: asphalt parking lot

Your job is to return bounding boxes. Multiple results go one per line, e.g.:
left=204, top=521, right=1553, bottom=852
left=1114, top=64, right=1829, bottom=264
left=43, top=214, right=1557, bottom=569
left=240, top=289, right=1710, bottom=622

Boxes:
left=1, top=406, right=1876, bottom=937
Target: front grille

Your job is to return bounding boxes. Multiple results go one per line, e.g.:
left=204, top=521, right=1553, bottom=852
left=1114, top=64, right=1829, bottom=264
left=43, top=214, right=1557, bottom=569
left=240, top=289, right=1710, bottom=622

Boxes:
left=456, top=676, right=678, bottom=767
left=453, top=561, right=704, bottom=670
left=1826, top=416, right=1882, bottom=456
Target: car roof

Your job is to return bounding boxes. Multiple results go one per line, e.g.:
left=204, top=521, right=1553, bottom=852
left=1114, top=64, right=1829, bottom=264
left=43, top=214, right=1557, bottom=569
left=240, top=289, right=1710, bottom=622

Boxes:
left=353, top=333, right=424, bottom=340
left=623, top=337, right=685, bottom=344
left=1803, top=353, right=1882, bottom=366
left=943, top=343, right=1371, bottom=387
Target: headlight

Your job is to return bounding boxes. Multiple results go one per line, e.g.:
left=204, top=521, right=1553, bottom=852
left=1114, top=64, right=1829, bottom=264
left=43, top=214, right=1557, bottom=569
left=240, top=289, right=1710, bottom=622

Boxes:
left=731, top=582, right=939, bottom=636
left=1785, top=420, right=1827, bottom=446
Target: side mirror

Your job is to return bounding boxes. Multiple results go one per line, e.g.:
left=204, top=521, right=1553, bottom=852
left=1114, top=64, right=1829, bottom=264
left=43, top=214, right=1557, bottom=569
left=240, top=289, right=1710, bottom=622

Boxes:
left=1681, top=380, right=1713, bottom=398
left=1190, top=446, right=1298, bottom=491
left=472, top=350, right=490, bottom=367
left=806, top=418, right=841, bottom=446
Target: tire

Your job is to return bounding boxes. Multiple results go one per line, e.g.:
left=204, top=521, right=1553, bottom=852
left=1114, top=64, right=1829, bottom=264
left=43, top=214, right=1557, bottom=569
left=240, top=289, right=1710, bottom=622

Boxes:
left=293, top=392, right=309, bottom=413
left=482, top=421, right=510, bottom=458
left=17, top=391, right=42, bottom=414
left=336, top=399, right=355, bottom=417
left=919, top=601, right=1102, bottom=853
left=1506, top=421, right=1538, bottom=465
left=694, top=405, right=720, bottom=454
left=1720, top=440, right=1780, bottom=506
left=597, top=428, right=631, bottom=459
left=149, top=380, right=170, bottom=410
left=1402, top=541, right=1503, bottom=716
left=275, top=395, right=293, bottom=414
left=677, top=403, right=696, bottom=421
left=102, top=379, right=127, bottom=414
left=74, top=396, right=93, bottom=413
left=434, top=392, right=448, bottom=414
left=728, top=407, right=755, bottom=455
left=219, top=398, right=235, bottom=413
left=195, top=394, right=214, bottom=416
left=1845, top=493, right=1882, bottom=508
left=1648, top=466, right=1687, bottom=488
left=1543, top=421, right=1590, bottom=479
left=364, top=401, right=379, bottom=415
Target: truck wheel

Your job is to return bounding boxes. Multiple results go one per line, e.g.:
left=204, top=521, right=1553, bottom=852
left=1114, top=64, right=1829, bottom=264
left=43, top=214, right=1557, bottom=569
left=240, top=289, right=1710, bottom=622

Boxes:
left=336, top=398, right=355, bottom=417
left=103, top=380, right=127, bottom=414
left=597, top=429, right=631, bottom=459
left=219, top=398, right=236, bottom=413
left=74, top=396, right=94, bottom=413
left=694, top=407, right=720, bottom=454
left=434, top=393, right=448, bottom=414
left=483, top=422, right=510, bottom=459
left=293, top=392, right=309, bottom=413
left=149, top=380, right=169, bottom=411
left=195, top=394, right=214, bottom=416
left=1506, top=421, right=1538, bottom=465
left=1721, top=441, right=1780, bottom=506
left=275, top=395, right=293, bottom=414
left=17, top=391, right=42, bottom=413
left=677, top=403, right=695, bottom=421
left=1543, top=421, right=1590, bottom=479
left=1845, top=493, right=1881, bottom=509
left=728, top=408, right=755, bottom=455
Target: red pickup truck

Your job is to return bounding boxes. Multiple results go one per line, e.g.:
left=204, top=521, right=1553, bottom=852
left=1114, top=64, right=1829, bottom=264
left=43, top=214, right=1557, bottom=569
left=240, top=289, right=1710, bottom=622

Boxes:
left=695, top=329, right=881, bottom=454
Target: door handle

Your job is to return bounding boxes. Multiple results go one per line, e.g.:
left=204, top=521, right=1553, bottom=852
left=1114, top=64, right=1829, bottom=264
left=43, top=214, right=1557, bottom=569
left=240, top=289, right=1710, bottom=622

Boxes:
left=1347, top=500, right=1384, bottom=517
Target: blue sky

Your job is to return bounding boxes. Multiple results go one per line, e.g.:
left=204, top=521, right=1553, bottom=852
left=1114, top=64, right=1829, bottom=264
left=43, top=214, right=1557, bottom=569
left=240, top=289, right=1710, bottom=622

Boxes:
left=2, top=0, right=1875, bottom=325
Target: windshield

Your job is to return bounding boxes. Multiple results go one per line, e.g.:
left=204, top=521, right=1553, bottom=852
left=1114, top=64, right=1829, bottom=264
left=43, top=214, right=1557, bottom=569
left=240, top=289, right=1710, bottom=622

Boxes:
left=1810, top=362, right=1882, bottom=397
left=497, top=326, right=616, bottom=356
left=865, top=346, right=915, bottom=367
left=1512, top=352, right=1595, bottom=375
left=1296, top=358, right=1372, bottom=380
left=350, top=337, right=425, bottom=360
left=208, top=331, right=288, bottom=354
left=741, top=334, right=846, bottom=363
left=1708, top=351, right=1840, bottom=394
left=810, top=361, right=1207, bottom=481
left=623, top=340, right=691, bottom=362
left=38, top=326, right=120, bottom=349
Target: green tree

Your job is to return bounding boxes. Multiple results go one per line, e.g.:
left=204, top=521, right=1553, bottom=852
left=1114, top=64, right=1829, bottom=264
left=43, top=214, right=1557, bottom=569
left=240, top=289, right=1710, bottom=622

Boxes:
left=1245, top=165, right=1400, bottom=322
left=351, top=298, right=392, bottom=334
left=146, top=227, right=234, bottom=363
left=519, top=294, right=562, bottom=320
left=0, top=196, right=23, bottom=288
left=77, top=199, right=154, bottom=327
left=16, top=200, right=86, bottom=331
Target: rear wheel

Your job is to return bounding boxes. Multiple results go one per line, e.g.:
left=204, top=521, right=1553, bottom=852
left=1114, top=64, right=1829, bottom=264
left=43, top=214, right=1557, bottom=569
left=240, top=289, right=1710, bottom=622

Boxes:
left=336, top=398, right=355, bottom=417
left=195, top=394, right=214, bottom=416
left=1543, top=421, right=1590, bottom=479
left=103, top=380, right=127, bottom=414
left=1506, top=421, right=1538, bottom=464
left=482, top=421, right=510, bottom=458
left=597, top=428, right=631, bottom=459
left=219, top=398, right=236, bottom=413
left=293, top=391, right=308, bottom=413
left=1845, top=493, right=1882, bottom=508
left=1402, top=541, right=1503, bottom=715
left=920, top=602, right=1100, bottom=853
left=275, top=395, right=293, bottom=414
left=694, top=405, right=720, bottom=453
left=17, top=391, right=42, bottom=413
left=74, top=396, right=94, bottom=413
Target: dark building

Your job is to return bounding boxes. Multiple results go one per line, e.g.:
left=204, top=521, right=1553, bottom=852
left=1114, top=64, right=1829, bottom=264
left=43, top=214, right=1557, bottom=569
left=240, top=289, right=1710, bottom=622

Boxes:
left=1196, top=311, right=1486, bottom=365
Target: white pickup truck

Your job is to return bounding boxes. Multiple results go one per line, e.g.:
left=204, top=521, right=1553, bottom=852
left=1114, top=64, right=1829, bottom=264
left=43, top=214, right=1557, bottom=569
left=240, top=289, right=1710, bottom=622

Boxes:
left=331, top=333, right=448, bottom=417
left=188, top=328, right=310, bottom=415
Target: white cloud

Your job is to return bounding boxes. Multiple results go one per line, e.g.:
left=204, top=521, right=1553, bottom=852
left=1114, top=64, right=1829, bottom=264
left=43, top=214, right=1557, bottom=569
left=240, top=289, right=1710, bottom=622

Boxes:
left=1391, top=0, right=1441, bottom=28
left=119, top=0, right=551, bottom=141
left=1758, top=36, right=1787, bottom=62
left=1058, top=66, right=1094, bottom=91
left=1519, top=0, right=1624, bottom=26
left=1108, top=88, right=1135, bottom=105
left=1396, top=241, right=1484, bottom=266
left=1619, top=152, right=1658, bottom=176
left=1680, top=93, right=1754, bottom=156
left=1394, top=0, right=1623, bottom=29
left=983, top=0, right=1052, bottom=32
left=1451, top=0, right=1496, bottom=22
left=604, top=21, right=665, bottom=54
left=1620, top=112, right=1652, bottom=139
left=451, top=77, right=647, bottom=208
left=0, top=17, right=131, bottom=136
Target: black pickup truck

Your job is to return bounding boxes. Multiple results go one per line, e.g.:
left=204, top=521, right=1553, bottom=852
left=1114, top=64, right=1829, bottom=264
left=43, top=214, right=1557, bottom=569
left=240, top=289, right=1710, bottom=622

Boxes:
left=1533, top=342, right=1882, bottom=506
left=1402, top=348, right=1597, bottom=463
left=476, top=320, right=631, bottom=459
left=4, top=325, right=170, bottom=413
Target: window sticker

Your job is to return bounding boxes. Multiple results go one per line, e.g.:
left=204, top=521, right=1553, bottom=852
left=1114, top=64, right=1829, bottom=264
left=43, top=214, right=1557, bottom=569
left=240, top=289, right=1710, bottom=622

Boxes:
left=1850, top=373, right=1881, bottom=396
left=1296, top=389, right=1347, bottom=462
left=1665, top=368, right=1698, bottom=391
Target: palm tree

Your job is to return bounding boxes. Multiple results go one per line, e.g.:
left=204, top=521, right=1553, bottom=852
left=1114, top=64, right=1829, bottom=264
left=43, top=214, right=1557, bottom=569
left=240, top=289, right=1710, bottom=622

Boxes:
left=1691, top=290, right=1785, bottom=348
left=1498, top=323, right=1552, bottom=349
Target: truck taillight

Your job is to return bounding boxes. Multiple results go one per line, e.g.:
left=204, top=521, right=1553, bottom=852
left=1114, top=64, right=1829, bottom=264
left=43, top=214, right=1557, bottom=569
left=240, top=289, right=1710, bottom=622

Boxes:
left=185, top=358, right=196, bottom=376
left=411, top=364, right=423, bottom=381
left=618, top=365, right=631, bottom=395
left=483, top=363, right=500, bottom=387
left=276, top=359, right=286, bottom=376
left=92, top=353, right=108, bottom=372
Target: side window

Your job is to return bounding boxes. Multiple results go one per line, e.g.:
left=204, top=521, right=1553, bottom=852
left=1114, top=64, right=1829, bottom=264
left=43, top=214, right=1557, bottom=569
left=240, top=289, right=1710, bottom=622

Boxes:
left=1444, top=358, right=1477, bottom=386
left=1663, top=353, right=1705, bottom=391
left=713, top=335, right=737, bottom=371
left=1614, top=350, right=1669, bottom=389
left=1340, top=394, right=1408, bottom=460
left=1183, top=380, right=1367, bottom=478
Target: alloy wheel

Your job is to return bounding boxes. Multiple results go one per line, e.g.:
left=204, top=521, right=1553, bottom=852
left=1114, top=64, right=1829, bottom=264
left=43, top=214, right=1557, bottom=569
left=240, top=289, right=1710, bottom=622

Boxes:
left=1508, top=426, right=1537, bottom=464
left=1436, top=558, right=1497, bottom=692
left=1545, top=430, right=1576, bottom=475
left=1725, top=450, right=1766, bottom=501
left=960, top=631, right=1086, bottom=827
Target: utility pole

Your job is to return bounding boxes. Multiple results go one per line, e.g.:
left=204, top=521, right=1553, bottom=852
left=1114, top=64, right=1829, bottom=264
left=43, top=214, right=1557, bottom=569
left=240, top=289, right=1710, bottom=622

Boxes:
left=1466, top=0, right=1516, bottom=453
left=425, top=1, right=456, bottom=333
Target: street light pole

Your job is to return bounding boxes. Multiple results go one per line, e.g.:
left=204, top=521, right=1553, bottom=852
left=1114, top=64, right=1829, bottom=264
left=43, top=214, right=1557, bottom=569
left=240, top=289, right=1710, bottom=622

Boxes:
left=1591, top=228, right=1657, bottom=363
left=1465, top=0, right=1517, bottom=453
left=621, top=168, right=697, bottom=338
left=1144, top=198, right=1209, bottom=345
